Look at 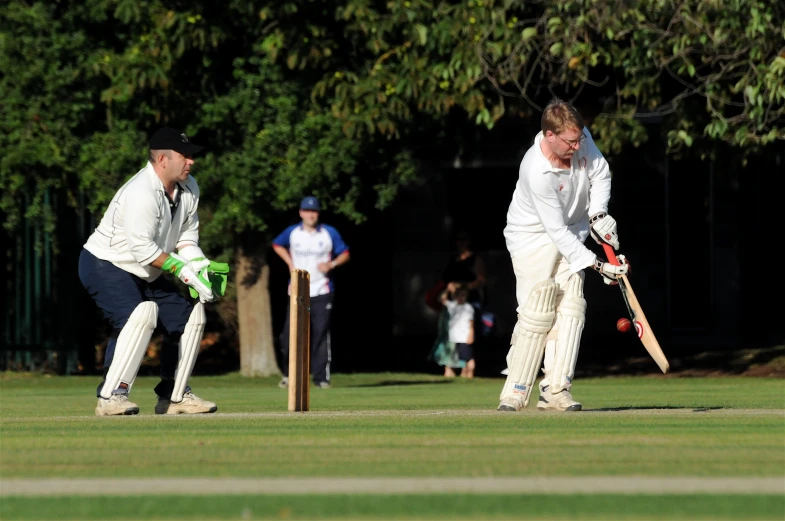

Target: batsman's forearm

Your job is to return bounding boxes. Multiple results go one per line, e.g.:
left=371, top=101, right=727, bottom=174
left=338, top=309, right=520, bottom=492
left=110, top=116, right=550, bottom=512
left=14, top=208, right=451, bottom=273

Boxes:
left=150, top=252, right=170, bottom=269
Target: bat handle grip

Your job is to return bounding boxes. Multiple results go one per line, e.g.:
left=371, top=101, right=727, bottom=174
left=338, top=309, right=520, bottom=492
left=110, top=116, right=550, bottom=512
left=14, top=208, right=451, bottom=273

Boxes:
left=602, top=244, right=621, bottom=266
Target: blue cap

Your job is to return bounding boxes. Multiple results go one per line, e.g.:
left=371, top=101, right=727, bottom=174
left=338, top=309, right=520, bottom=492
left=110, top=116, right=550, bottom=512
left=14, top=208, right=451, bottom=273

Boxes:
left=300, top=196, right=321, bottom=211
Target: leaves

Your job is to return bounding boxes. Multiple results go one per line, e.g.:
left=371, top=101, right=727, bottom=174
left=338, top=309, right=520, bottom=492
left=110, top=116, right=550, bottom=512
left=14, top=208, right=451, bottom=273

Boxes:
left=2, top=0, right=783, bottom=246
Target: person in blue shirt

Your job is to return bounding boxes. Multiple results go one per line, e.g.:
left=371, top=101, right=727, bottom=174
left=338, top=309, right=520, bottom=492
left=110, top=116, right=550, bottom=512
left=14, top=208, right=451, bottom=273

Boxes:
left=272, top=196, right=350, bottom=389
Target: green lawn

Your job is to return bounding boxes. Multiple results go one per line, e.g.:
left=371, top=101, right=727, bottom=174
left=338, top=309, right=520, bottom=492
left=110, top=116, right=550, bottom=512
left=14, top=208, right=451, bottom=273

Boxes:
left=1, top=373, right=783, bottom=520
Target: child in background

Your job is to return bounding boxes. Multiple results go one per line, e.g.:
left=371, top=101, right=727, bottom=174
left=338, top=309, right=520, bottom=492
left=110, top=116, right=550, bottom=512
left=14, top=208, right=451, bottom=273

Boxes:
left=441, top=282, right=476, bottom=378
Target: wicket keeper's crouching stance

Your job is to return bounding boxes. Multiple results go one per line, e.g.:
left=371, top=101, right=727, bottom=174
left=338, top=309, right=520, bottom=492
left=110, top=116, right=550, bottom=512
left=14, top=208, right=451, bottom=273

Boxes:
left=498, top=98, right=629, bottom=413
left=78, top=127, right=229, bottom=416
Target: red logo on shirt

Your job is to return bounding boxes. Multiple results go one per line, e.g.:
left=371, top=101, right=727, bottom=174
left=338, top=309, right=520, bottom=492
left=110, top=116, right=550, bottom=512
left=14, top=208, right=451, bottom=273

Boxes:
left=558, top=182, right=565, bottom=192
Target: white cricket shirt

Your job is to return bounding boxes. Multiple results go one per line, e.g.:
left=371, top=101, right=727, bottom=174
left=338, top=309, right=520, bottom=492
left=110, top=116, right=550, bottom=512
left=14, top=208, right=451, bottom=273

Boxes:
left=83, top=162, right=200, bottom=282
left=503, top=127, right=611, bottom=273
left=273, top=224, right=349, bottom=297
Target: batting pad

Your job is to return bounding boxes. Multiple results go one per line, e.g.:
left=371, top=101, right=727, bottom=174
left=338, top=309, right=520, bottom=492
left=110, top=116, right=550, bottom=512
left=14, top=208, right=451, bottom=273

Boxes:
left=99, top=302, right=158, bottom=398
left=548, top=273, right=586, bottom=393
left=499, top=280, right=558, bottom=408
left=171, top=302, right=206, bottom=402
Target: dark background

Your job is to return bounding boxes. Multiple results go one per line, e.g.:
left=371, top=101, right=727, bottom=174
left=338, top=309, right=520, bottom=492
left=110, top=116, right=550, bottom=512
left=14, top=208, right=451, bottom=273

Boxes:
left=2, top=118, right=783, bottom=376
left=271, top=120, right=783, bottom=377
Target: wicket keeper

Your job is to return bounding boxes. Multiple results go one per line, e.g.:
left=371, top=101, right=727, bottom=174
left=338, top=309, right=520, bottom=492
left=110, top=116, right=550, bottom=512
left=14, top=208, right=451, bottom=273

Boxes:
left=79, top=127, right=228, bottom=416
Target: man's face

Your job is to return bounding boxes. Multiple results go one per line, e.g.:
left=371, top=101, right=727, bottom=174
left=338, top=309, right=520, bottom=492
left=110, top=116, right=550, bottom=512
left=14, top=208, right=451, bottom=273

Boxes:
left=547, top=127, right=584, bottom=160
left=157, top=150, right=194, bottom=183
left=169, top=150, right=194, bottom=182
left=299, top=209, right=319, bottom=226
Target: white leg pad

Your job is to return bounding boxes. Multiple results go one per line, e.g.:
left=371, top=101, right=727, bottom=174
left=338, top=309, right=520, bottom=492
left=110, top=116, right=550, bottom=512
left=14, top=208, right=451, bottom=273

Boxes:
left=99, top=302, right=158, bottom=398
left=499, top=280, right=558, bottom=408
left=548, top=273, right=586, bottom=393
left=171, top=302, right=206, bottom=402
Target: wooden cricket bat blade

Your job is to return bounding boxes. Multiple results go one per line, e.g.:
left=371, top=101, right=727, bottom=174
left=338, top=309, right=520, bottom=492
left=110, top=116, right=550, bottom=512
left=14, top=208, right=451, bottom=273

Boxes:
left=620, top=274, right=670, bottom=374
left=602, top=244, right=670, bottom=374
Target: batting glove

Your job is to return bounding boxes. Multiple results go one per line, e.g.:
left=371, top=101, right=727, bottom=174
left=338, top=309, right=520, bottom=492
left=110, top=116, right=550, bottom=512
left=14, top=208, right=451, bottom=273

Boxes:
left=590, top=212, right=620, bottom=250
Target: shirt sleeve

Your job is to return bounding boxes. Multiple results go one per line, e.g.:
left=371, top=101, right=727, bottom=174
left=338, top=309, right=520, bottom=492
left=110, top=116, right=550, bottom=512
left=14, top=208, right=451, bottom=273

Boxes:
left=272, top=225, right=297, bottom=248
left=584, top=128, right=612, bottom=217
left=324, top=225, right=349, bottom=256
left=124, top=187, right=163, bottom=266
left=528, top=171, right=596, bottom=273
left=176, top=178, right=200, bottom=249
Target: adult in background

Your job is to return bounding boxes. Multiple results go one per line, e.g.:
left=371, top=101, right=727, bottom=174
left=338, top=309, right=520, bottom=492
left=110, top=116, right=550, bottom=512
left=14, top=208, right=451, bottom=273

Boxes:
left=498, top=98, right=628, bottom=413
left=273, top=196, right=350, bottom=389
left=441, top=230, right=487, bottom=312
left=79, top=127, right=229, bottom=416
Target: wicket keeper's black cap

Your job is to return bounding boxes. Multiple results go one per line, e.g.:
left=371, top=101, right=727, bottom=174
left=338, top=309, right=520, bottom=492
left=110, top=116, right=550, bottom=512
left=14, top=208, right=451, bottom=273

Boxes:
left=148, top=127, right=205, bottom=157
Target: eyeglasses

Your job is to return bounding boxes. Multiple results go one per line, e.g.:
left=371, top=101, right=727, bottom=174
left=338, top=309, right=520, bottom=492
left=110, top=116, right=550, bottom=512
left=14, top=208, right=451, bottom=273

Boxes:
left=554, top=131, right=587, bottom=149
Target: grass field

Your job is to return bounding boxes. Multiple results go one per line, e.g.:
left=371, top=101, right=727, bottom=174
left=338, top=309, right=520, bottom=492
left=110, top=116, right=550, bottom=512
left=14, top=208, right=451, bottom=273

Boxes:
left=1, top=373, right=783, bottom=520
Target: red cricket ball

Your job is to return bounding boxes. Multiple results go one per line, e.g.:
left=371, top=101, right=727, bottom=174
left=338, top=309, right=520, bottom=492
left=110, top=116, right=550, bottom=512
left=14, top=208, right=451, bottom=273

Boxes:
left=616, top=318, right=632, bottom=333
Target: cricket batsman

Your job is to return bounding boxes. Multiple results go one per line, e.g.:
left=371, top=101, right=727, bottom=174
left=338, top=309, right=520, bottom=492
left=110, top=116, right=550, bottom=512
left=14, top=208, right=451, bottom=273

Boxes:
left=78, top=127, right=229, bottom=416
left=498, top=98, right=629, bottom=412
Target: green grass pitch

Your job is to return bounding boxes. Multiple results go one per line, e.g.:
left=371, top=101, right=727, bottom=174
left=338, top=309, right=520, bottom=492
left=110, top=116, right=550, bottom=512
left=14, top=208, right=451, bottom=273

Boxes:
left=0, top=373, right=783, bottom=520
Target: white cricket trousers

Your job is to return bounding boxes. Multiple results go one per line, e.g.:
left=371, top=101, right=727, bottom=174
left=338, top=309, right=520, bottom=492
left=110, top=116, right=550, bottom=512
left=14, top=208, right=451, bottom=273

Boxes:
left=509, top=243, right=586, bottom=389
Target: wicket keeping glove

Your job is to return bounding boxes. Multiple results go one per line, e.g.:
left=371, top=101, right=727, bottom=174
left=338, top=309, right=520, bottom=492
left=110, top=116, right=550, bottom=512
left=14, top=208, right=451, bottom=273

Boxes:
left=161, top=253, right=215, bottom=302
left=188, top=260, right=230, bottom=301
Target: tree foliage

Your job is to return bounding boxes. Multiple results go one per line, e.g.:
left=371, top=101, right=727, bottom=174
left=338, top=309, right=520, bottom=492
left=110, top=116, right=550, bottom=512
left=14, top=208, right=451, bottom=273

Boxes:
left=3, top=0, right=782, bottom=239
left=1, top=0, right=782, bottom=367
left=264, top=0, right=784, bottom=155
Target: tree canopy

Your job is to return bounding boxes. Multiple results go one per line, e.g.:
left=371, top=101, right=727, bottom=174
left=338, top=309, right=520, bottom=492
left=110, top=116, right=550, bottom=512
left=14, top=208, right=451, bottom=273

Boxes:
left=2, top=1, right=782, bottom=371
left=2, top=0, right=782, bottom=241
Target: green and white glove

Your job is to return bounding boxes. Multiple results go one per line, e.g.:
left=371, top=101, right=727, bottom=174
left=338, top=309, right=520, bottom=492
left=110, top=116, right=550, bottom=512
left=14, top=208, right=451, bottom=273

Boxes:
left=162, top=253, right=215, bottom=302
left=188, top=260, right=230, bottom=300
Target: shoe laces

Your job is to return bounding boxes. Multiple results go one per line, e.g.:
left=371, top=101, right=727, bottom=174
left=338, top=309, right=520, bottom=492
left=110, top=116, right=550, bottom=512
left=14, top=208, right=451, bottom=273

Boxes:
left=183, top=391, right=202, bottom=403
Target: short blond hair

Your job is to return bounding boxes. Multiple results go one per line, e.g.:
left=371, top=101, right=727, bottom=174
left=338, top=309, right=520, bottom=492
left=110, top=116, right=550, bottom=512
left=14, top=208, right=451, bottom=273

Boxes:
left=541, top=98, right=584, bottom=135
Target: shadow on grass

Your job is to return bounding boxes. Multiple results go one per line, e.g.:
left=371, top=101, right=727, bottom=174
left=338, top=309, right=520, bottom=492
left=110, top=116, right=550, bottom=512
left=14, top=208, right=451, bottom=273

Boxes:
left=578, top=345, right=785, bottom=378
left=588, top=406, right=724, bottom=412
left=348, top=380, right=456, bottom=388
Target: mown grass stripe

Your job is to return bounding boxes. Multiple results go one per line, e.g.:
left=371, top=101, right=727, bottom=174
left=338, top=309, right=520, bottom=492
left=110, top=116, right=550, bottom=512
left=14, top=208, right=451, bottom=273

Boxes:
left=2, top=476, right=783, bottom=496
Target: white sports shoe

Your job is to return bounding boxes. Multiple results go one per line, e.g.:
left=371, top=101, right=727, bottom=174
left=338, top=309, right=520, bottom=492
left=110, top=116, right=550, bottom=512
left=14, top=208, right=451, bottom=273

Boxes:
left=278, top=377, right=288, bottom=389
left=95, top=394, right=140, bottom=416
left=536, top=388, right=582, bottom=412
left=155, top=391, right=217, bottom=415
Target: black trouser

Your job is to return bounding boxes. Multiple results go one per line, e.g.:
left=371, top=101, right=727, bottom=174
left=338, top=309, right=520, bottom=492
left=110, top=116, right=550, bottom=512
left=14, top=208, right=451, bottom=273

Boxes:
left=279, top=293, right=333, bottom=384
left=78, top=249, right=193, bottom=399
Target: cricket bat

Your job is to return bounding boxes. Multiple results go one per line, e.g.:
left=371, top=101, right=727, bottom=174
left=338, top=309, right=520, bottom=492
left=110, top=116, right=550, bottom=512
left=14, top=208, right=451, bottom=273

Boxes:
left=603, top=244, right=670, bottom=373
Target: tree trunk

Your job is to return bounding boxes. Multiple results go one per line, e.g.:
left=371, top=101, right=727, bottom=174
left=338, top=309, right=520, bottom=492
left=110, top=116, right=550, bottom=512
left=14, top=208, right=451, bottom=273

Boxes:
left=236, top=243, right=280, bottom=377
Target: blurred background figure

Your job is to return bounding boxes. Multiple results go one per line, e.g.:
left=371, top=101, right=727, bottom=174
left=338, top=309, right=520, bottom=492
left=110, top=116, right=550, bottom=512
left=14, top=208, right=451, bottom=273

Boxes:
left=441, top=230, right=486, bottom=312
left=272, top=196, right=350, bottom=389
left=428, top=282, right=475, bottom=377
